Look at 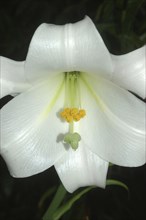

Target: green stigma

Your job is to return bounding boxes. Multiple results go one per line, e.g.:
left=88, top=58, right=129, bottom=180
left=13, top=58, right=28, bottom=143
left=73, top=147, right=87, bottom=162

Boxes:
left=63, top=132, right=81, bottom=150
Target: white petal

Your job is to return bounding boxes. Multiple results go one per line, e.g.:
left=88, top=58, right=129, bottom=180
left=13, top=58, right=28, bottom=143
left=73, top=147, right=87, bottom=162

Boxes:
left=79, top=74, right=146, bottom=167
left=25, top=16, right=113, bottom=83
left=55, top=143, right=108, bottom=193
left=0, top=57, right=30, bottom=98
left=0, top=75, right=67, bottom=177
left=111, top=46, right=146, bottom=99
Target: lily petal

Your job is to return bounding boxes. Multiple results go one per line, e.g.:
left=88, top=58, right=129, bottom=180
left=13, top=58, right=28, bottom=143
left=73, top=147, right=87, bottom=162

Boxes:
left=111, top=46, right=146, bottom=99
left=0, top=57, right=30, bottom=98
left=80, top=74, right=146, bottom=167
left=55, top=143, right=108, bottom=193
left=0, top=75, right=67, bottom=177
left=25, top=16, right=113, bottom=83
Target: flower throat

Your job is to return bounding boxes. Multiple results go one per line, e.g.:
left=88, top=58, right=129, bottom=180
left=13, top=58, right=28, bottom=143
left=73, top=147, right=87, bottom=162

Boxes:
left=60, top=72, right=86, bottom=150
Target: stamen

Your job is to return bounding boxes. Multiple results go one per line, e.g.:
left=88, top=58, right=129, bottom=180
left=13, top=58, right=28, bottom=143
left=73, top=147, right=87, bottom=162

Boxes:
left=60, top=108, right=86, bottom=122
left=59, top=72, right=86, bottom=150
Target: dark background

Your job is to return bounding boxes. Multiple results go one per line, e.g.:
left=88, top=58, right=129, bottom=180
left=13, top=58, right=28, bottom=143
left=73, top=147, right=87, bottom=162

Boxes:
left=0, top=0, right=146, bottom=220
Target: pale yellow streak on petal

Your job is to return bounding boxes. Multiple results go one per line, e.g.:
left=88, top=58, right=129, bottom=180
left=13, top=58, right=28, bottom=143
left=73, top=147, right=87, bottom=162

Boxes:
left=81, top=74, right=145, bottom=135
left=80, top=74, right=105, bottom=111
left=37, top=78, right=65, bottom=123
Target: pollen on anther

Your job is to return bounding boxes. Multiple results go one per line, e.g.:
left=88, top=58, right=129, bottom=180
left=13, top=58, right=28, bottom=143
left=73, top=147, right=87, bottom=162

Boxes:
left=60, top=108, right=86, bottom=123
left=66, top=115, right=73, bottom=123
left=79, top=109, right=86, bottom=118
left=70, top=108, right=78, bottom=116
left=74, top=113, right=81, bottom=121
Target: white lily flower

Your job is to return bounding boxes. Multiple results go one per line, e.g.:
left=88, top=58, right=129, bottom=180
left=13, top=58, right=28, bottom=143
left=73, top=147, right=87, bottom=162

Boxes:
left=0, top=16, right=146, bottom=193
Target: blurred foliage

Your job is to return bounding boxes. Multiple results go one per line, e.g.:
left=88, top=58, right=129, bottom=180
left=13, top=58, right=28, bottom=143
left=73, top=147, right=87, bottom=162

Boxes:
left=0, top=0, right=146, bottom=220
left=94, top=0, right=146, bottom=53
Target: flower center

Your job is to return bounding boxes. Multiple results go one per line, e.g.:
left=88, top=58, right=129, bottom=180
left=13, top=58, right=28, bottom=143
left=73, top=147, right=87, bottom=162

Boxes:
left=60, top=72, right=86, bottom=150
left=60, top=108, right=86, bottom=123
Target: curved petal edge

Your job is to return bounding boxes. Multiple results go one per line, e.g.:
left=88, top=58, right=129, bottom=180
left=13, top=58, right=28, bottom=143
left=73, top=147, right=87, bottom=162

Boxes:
left=55, top=144, right=109, bottom=193
left=25, top=16, right=113, bottom=82
left=0, top=75, right=67, bottom=177
left=111, top=45, right=146, bottom=99
left=0, top=57, right=31, bottom=98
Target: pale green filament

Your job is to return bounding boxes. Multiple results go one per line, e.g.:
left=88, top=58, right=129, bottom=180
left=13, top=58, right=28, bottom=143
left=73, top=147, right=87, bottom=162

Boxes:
left=62, top=72, right=85, bottom=150
left=64, top=72, right=80, bottom=108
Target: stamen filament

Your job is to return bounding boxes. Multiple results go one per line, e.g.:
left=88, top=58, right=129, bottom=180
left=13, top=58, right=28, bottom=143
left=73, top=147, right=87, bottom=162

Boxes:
left=60, top=72, right=86, bottom=150
left=76, top=76, right=81, bottom=109
left=64, top=73, right=70, bottom=107
left=70, top=74, right=75, bottom=107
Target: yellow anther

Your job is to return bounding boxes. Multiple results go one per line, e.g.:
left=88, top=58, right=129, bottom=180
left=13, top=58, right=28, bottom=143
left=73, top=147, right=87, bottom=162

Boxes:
left=70, top=108, right=78, bottom=116
left=60, top=108, right=70, bottom=118
left=66, top=115, right=73, bottom=123
left=74, top=113, right=81, bottom=121
left=60, top=111, right=67, bottom=118
left=79, top=109, right=86, bottom=118
left=60, top=108, right=86, bottom=122
left=64, top=108, right=70, bottom=113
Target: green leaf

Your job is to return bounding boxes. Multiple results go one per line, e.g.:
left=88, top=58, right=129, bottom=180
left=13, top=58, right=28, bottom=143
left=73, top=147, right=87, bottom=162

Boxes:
left=43, top=184, right=67, bottom=220
left=38, top=186, right=56, bottom=209
left=106, top=179, right=129, bottom=192
left=43, top=178, right=129, bottom=220
left=52, top=186, right=95, bottom=220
